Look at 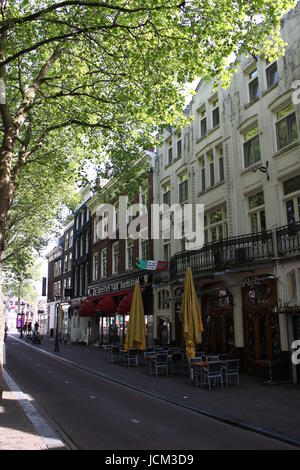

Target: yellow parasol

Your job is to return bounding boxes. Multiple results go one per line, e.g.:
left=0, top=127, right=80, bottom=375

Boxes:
left=182, top=267, right=204, bottom=359
left=124, top=282, right=146, bottom=351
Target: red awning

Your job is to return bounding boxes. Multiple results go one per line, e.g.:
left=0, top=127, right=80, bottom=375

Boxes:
left=118, top=293, right=133, bottom=315
left=95, top=296, right=116, bottom=316
left=78, top=300, right=95, bottom=317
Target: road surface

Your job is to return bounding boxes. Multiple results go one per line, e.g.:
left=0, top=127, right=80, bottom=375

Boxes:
left=4, top=336, right=295, bottom=450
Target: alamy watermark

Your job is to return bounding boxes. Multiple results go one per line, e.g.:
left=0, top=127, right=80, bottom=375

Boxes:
left=292, top=80, right=300, bottom=105
left=291, top=340, right=300, bottom=365
left=0, top=78, right=5, bottom=105
left=95, top=197, right=205, bottom=250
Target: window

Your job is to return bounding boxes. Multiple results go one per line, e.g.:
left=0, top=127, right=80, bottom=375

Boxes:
left=86, top=210, right=90, bottom=222
left=64, top=235, right=68, bottom=250
left=210, top=162, right=215, bottom=187
left=80, top=235, right=84, bottom=257
left=101, top=210, right=109, bottom=239
left=204, top=206, right=227, bottom=243
left=179, top=172, right=188, bottom=203
left=112, top=242, right=119, bottom=274
left=54, top=260, right=61, bottom=277
left=86, top=232, right=89, bottom=254
left=93, top=253, right=98, bottom=281
left=248, top=191, right=266, bottom=233
left=283, top=175, right=300, bottom=196
left=140, top=239, right=147, bottom=260
left=283, top=175, right=300, bottom=225
left=249, top=68, right=259, bottom=102
left=164, top=243, right=170, bottom=261
left=81, top=211, right=84, bottom=226
left=288, top=271, right=297, bottom=299
left=200, top=109, right=207, bottom=138
left=201, top=167, right=206, bottom=192
left=126, top=238, right=134, bottom=269
left=219, top=156, right=224, bottom=182
left=64, top=254, right=68, bottom=272
left=68, top=252, right=72, bottom=271
left=266, top=61, right=278, bottom=88
left=85, top=263, right=89, bottom=290
left=140, top=188, right=148, bottom=209
left=243, top=126, right=261, bottom=168
left=93, top=217, right=99, bottom=243
left=101, top=248, right=107, bottom=277
left=162, top=182, right=171, bottom=206
left=69, top=230, right=73, bottom=247
left=212, top=98, right=220, bottom=128
left=276, top=104, right=297, bottom=150
left=177, top=135, right=182, bottom=159
left=75, top=239, right=79, bottom=259
left=167, top=140, right=172, bottom=166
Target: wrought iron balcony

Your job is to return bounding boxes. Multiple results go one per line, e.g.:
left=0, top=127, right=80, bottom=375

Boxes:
left=276, top=222, right=300, bottom=256
left=170, top=230, right=274, bottom=280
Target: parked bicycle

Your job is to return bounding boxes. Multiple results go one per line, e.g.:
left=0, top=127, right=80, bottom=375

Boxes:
left=25, top=331, right=42, bottom=345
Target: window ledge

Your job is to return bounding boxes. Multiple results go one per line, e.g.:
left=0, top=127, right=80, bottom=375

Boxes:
left=198, top=180, right=225, bottom=197
left=240, top=161, right=262, bottom=176
left=164, top=162, right=172, bottom=170
left=262, top=82, right=278, bottom=97
left=196, top=135, right=208, bottom=145
left=244, top=97, right=260, bottom=110
left=172, top=156, right=181, bottom=165
left=273, top=141, right=299, bottom=159
left=207, top=124, right=220, bottom=135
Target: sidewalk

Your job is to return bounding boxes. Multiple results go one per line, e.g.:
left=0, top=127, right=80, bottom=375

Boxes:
left=14, top=334, right=300, bottom=446
left=0, top=381, right=47, bottom=450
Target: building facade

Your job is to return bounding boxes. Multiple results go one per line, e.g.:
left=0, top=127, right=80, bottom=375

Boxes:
left=153, top=5, right=300, bottom=381
left=86, top=156, right=154, bottom=346
left=69, top=188, right=92, bottom=343
left=46, top=243, right=62, bottom=336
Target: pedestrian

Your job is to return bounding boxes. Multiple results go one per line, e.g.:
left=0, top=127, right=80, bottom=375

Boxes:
left=4, top=322, right=8, bottom=340
left=34, top=321, right=39, bottom=332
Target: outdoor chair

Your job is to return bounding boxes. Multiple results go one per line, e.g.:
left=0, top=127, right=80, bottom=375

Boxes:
left=170, top=352, right=183, bottom=374
left=203, top=361, right=224, bottom=390
left=125, top=349, right=139, bottom=367
left=206, top=355, right=220, bottom=362
left=110, top=346, right=120, bottom=364
left=222, top=359, right=240, bottom=386
left=219, top=353, right=229, bottom=361
left=154, top=353, right=168, bottom=377
left=189, top=357, right=203, bottom=382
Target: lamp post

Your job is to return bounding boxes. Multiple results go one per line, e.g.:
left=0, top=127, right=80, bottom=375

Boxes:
left=20, top=301, right=25, bottom=338
left=54, top=294, right=61, bottom=352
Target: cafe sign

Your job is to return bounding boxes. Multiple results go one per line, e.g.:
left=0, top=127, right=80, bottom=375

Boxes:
left=88, top=277, right=141, bottom=296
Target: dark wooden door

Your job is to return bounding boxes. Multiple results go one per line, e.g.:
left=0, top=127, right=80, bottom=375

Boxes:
left=242, top=278, right=280, bottom=372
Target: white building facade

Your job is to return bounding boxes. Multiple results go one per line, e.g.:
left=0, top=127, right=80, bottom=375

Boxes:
left=153, top=4, right=300, bottom=382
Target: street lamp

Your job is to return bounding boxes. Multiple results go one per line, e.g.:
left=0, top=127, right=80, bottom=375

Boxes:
left=54, top=294, right=61, bottom=352
left=20, top=301, right=25, bottom=338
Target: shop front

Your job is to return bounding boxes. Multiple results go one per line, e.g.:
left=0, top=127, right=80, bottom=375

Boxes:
left=88, top=271, right=153, bottom=347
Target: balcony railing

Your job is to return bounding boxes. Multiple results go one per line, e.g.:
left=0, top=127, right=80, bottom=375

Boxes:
left=170, top=230, right=274, bottom=280
left=276, top=222, right=300, bottom=256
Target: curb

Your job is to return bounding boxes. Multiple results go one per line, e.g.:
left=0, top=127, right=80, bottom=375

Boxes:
left=3, top=368, right=66, bottom=450
left=9, top=335, right=300, bottom=449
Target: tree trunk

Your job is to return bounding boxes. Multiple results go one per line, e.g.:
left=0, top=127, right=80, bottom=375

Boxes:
left=0, top=137, right=15, bottom=399
left=0, top=265, right=4, bottom=399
